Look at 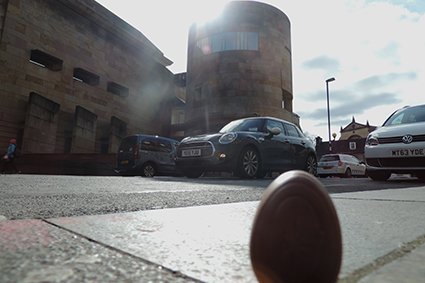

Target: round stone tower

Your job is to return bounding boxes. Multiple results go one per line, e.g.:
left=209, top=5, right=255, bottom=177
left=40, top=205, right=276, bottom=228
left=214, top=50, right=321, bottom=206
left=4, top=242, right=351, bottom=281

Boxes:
left=185, top=1, right=294, bottom=135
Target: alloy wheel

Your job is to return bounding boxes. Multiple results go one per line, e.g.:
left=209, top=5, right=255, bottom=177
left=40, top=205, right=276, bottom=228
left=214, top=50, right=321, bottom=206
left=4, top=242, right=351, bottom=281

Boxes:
left=306, top=155, right=317, bottom=176
left=242, top=148, right=259, bottom=178
left=142, top=164, right=155, bottom=177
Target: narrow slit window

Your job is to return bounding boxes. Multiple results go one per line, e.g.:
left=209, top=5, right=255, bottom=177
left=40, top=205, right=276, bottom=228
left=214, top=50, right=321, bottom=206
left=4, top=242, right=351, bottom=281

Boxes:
left=107, top=82, right=129, bottom=97
left=73, top=68, right=100, bottom=86
left=30, top=49, right=63, bottom=71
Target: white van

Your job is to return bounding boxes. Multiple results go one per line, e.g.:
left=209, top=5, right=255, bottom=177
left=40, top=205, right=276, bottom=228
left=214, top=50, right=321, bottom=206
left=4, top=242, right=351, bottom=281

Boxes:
left=115, top=135, right=180, bottom=177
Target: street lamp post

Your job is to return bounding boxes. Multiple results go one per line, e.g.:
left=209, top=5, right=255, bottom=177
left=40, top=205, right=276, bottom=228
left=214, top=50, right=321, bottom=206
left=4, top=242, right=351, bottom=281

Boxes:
left=326, top=77, right=335, bottom=153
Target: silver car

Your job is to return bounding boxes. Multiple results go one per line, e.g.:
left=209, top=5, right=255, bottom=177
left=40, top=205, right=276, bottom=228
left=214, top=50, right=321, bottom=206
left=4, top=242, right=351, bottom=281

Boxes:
left=318, top=154, right=366, bottom=178
left=365, top=104, right=425, bottom=181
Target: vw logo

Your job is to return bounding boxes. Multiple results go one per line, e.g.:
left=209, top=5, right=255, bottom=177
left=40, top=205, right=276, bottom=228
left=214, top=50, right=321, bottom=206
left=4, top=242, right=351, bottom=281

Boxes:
left=402, top=135, right=413, bottom=144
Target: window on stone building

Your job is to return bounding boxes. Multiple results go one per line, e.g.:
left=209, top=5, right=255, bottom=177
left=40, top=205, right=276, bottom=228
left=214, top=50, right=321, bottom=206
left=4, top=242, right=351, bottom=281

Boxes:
left=174, top=130, right=185, bottom=137
left=282, top=89, right=292, bottom=112
left=63, top=131, right=72, bottom=154
left=172, top=109, right=185, bottom=125
left=100, top=137, right=109, bottom=153
left=195, top=87, right=202, bottom=101
left=30, top=49, right=63, bottom=71
left=107, top=82, right=129, bottom=97
left=211, top=34, right=224, bottom=53
left=197, top=32, right=259, bottom=55
left=73, top=68, right=100, bottom=86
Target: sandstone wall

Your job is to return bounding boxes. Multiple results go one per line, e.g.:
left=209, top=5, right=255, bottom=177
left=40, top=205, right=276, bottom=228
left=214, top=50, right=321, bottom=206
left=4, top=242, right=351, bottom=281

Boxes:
left=0, top=0, right=174, bottom=156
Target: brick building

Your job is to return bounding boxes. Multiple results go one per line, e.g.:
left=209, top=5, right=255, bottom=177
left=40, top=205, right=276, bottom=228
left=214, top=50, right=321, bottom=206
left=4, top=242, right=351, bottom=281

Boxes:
left=0, top=0, right=175, bottom=161
left=316, top=117, right=377, bottom=161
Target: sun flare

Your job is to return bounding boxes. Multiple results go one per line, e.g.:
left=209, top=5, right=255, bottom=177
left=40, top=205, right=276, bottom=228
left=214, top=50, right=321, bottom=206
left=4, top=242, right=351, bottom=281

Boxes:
left=192, top=0, right=230, bottom=26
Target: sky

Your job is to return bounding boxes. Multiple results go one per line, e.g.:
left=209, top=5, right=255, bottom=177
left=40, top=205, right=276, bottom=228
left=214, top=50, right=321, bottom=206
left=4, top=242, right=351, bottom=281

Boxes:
left=95, top=0, right=425, bottom=141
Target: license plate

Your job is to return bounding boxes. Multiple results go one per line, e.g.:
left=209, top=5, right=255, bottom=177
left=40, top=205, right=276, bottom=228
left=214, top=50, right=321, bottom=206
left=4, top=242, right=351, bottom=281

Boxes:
left=323, top=166, right=333, bottom=170
left=390, top=149, right=425, bottom=157
left=121, top=160, right=129, bottom=164
left=182, top=149, right=201, bottom=157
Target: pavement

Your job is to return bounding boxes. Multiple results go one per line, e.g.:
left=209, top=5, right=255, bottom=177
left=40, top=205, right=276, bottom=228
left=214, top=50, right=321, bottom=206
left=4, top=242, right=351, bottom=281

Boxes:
left=1, top=185, right=425, bottom=282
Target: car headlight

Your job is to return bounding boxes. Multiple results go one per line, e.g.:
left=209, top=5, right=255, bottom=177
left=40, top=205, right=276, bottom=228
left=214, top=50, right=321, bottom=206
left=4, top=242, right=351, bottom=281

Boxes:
left=366, top=134, right=379, bottom=146
left=219, top=132, right=238, bottom=144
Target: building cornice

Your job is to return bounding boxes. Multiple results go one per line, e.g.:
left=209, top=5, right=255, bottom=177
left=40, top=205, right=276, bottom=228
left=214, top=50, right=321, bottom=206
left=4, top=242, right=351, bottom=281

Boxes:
left=57, top=0, right=173, bottom=67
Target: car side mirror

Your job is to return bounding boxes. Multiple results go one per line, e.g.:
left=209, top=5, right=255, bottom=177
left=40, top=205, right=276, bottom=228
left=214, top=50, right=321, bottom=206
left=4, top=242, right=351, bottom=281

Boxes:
left=270, top=127, right=281, bottom=136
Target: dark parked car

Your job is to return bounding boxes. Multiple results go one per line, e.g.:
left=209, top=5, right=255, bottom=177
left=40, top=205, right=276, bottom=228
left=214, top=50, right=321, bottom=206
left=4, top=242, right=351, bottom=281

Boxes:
left=175, top=117, right=317, bottom=178
left=115, top=135, right=180, bottom=177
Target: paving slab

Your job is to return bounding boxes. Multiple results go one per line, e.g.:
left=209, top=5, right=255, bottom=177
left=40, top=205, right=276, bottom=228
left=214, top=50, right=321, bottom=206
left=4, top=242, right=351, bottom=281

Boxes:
left=357, top=243, right=425, bottom=283
left=333, top=197, right=425, bottom=278
left=0, top=219, right=200, bottom=283
left=46, top=186, right=425, bottom=282
left=332, top=186, right=425, bottom=202
left=48, top=202, right=258, bottom=283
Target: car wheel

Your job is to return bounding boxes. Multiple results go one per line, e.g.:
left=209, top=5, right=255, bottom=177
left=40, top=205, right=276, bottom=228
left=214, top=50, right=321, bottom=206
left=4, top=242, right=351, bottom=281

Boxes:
left=184, top=170, right=203, bottom=178
left=142, top=163, right=155, bottom=177
left=238, top=147, right=260, bottom=179
left=305, top=154, right=317, bottom=176
left=343, top=168, right=352, bottom=178
left=367, top=170, right=391, bottom=181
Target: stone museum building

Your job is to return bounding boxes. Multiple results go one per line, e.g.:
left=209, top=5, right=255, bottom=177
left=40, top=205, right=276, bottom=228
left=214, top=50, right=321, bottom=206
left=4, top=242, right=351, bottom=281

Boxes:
left=185, top=1, right=297, bottom=135
left=0, top=0, right=298, bottom=174
left=0, top=0, right=175, bottom=158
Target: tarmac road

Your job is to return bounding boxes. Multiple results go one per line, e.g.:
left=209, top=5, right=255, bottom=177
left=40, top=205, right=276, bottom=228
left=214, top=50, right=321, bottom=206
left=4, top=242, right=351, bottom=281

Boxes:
left=1, top=174, right=425, bottom=283
left=1, top=174, right=424, bottom=220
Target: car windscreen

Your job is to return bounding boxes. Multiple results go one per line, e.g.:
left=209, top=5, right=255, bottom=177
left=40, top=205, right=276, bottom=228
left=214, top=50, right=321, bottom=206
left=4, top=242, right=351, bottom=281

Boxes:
left=383, top=105, right=425, bottom=126
left=118, top=136, right=137, bottom=152
left=319, top=155, right=340, bottom=162
left=219, top=119, right=266, bottom=133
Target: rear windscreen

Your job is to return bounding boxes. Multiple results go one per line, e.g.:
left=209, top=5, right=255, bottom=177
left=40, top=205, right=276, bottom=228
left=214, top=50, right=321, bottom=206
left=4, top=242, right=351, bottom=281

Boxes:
left=119, top=136, right=137, bottom=152
left=320, top=155, right=340, bottom=162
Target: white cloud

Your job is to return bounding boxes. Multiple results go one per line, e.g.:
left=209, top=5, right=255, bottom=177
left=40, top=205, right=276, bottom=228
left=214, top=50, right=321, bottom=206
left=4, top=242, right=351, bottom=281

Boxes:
left=288, top=0, right=425, bottom=139
left=95, top=0, right=425, bottom=140
left=301, top=55, right=342, bottom=73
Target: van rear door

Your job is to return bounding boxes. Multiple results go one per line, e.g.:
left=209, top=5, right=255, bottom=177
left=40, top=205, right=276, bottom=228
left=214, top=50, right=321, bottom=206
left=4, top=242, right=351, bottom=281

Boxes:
left=116, top=136, right=138, bottom=169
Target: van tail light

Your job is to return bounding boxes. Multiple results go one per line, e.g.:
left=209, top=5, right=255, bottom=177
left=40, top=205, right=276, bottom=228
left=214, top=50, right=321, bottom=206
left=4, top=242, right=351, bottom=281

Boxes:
left=338, top=161, right=343, bottom=166
left=134, top=145, right=139, bottom=159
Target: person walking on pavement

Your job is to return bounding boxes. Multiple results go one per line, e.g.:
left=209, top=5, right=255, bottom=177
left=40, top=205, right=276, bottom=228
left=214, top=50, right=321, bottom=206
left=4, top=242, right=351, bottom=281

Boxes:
left=1, top=139, right=21, bottom=174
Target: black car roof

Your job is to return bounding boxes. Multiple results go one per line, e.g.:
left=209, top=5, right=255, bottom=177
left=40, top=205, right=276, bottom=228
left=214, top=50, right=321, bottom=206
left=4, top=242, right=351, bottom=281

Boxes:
left=240, top=116, right=298, bottom=127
